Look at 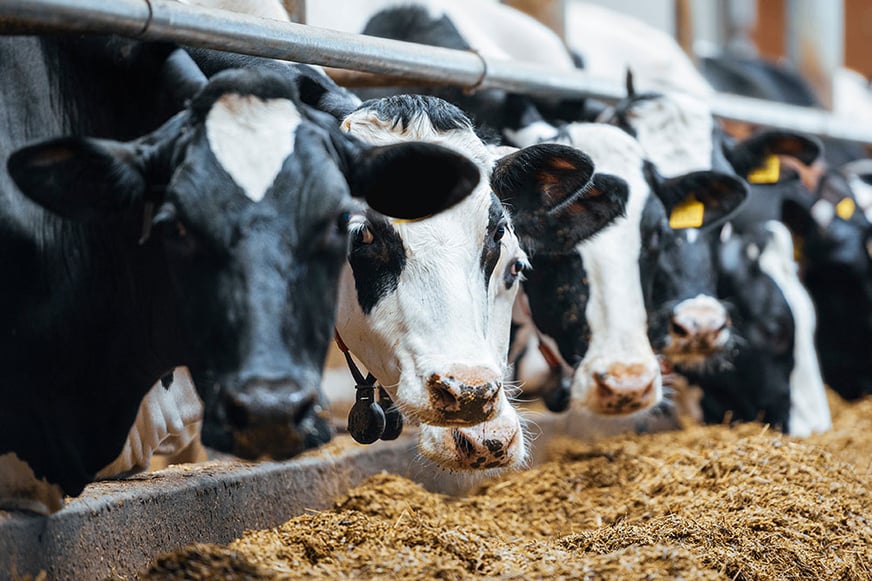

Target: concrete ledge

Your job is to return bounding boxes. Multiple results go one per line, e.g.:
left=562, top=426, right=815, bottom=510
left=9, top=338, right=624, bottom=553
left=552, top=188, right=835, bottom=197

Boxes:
left=0, top=408, right=676, bottom=579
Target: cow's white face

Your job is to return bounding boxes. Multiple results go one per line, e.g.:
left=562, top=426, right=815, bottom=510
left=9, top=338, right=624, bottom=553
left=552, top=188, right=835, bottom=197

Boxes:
left=510, top=123, right=663, bottom=416
left=336, top=99, right=527, bottom=429
left=560, top=124, right=662, bottom=414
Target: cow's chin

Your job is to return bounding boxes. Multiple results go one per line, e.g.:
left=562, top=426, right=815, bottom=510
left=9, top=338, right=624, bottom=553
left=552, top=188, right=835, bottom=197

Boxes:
left=416, top=410, right=526, bottom=472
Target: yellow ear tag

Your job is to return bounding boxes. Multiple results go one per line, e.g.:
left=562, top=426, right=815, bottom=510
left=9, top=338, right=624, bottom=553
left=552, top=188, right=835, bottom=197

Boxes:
left=669, top=194, right=705, bottom=229
left=836, top=197, right=856, bottom=221
left=747, top=155, right=781, bottom=184
left=391, top=215, right=433, bottom=224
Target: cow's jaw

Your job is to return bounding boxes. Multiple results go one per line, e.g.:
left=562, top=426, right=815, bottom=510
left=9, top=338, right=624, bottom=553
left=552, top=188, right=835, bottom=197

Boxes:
left=417, top=395, right=526, bottom=471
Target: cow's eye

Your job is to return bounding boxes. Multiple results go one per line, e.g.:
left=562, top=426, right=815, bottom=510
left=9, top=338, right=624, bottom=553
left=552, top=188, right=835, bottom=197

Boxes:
left=336, top=211, right=352, bottom=233
left=494, top=225, right=506, bottom=243
left=510, top=259, right=526, bottom=277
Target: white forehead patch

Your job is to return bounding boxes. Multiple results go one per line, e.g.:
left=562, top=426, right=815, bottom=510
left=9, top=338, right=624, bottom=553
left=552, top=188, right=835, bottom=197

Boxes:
left=206, top=93, right=301, bottom=202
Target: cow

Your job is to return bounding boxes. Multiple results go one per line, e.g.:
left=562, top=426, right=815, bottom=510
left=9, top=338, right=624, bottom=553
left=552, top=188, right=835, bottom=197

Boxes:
left=783, top=166, right=872, bottom=400
left=598, top=87, right=831, bottom=435
left=0, top=37, right=477, bottom=512
left=710, top=220, right=831, bottom=435
left=335, top=94, right=629, bottom=470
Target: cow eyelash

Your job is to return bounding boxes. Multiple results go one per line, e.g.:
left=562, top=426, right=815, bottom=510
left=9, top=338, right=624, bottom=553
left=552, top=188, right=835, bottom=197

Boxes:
left=494, top=224, right=506, bottom=243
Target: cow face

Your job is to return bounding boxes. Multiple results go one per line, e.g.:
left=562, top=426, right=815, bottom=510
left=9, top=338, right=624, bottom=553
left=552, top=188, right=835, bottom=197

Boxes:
left=509, top=121, right=665, bottom=416
left=709, top=222, right=797, bottom=430
left=645, top=166, right=748, bottom=372
left=335, top=96, right=627, bottom=461
left=7, top=70, right=480, bottom=461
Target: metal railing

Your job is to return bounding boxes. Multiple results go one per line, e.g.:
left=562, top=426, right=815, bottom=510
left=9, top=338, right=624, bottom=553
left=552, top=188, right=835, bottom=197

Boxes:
left=1, top=0, right=871, bottom=144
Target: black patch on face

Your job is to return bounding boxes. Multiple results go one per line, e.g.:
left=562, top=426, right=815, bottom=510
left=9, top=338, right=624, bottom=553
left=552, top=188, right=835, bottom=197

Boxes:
left=637, top=192, right=669, bottom=312
left=347, top=212, right=407, bottom=315
left=523, top=252, right=591, bottom=366
left=481, top=194, right=507, bottom=291
left=356, top=94, right=474, bottom=134
left=188, top=68, right=300, bottom=125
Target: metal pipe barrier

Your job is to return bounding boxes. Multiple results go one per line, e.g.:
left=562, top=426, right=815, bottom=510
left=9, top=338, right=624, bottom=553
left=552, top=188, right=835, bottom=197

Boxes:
left=1, top=0, right=871, bottom=144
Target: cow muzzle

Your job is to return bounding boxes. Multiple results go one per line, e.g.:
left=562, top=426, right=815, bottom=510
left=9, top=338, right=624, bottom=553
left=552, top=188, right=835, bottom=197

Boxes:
left=420, top=365, right=502, bottom=426
left=417, top=404, right=525, bottom=471
left=665, top=296, right=731, bottom=369
left=581, top=360, right=661, bottom=416
left=220, top=378, right=332, bottom=460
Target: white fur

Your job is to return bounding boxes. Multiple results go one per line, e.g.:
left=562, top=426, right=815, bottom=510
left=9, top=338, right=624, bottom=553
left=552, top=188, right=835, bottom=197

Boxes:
left=621, top=92, right=715, bottom=177
left=810, top=199, right=836, bottom=229
left=564, top=2, right=714, bottom=98
left=336, top=107, right=525, bottom=428
left=0, top=453, right=65, bottom=514
left=503, top=120, right=560, bottom=150
left=96, top=368, right=204, bottom=479
left=177, top=0, right=290, bottom=22
left=206, top=94, right=301, bottom=203
left=758, top=221, right=832, bottom=436
left=306, top=0, right=575, bottom=70
left=560, top=124, right=662, bottom=409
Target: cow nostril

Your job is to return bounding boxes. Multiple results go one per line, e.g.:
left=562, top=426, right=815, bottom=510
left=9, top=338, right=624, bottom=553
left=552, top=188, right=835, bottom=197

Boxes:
left=430, top=383, right=461, bottom=412
left=293, top=396, right=316, bottom=425
left=670, top=319, right=690, bottom=337
left=593, top=372, right=613, bottom=398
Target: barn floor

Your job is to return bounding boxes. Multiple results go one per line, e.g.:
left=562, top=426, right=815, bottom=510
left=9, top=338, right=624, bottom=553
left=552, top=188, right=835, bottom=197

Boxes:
left=145, top=392, right=872, bottom=580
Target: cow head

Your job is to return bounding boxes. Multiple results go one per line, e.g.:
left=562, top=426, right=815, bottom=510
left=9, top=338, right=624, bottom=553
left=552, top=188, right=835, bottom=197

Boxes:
left=710, top=221, right=796, bottom=430
left=7, top=69, right=479, bottom=461
left=507, top=115, right=667, bottom=416
left=644, top=164, right=748, bottom=372
left=336, top=95, right=626, bottom=469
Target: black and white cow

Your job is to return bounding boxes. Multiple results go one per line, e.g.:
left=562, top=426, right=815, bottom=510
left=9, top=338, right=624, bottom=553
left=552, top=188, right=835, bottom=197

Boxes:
left=599, top=88, right=831, bottom=435
left=506, top=120, right=670, bottom=416
left=336, top=95, right=628, bottom=470
left=0, top=37, right=477, bottom=512
left=784, top=165, right=872, bottom=400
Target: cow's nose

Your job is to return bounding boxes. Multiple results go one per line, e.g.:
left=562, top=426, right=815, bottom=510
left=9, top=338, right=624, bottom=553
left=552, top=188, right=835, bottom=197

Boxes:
left=225, top=379, right=318, bottom=430
left=426, top=366, right=501, bottom=425
left=671, top=297, right=730, bottom=348
left=591, top=363, right=658, bottom=415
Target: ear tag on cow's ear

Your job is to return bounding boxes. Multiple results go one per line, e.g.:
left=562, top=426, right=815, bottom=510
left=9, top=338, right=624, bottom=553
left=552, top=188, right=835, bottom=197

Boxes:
left=747, top=155, right=781, bottom=184
left=669, top=194, right=705, bottom=229
left=836, top=197, right=856, bottom=221
left=348, top=384, right=386, bottom=445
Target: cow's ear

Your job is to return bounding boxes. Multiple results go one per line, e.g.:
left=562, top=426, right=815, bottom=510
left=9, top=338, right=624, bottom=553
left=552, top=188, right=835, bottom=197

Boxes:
left=526, top=173, right=628, bottom=253
left=492, top=143, right=595, bottom=215
left=655, top=170, right=748, bottom=231
left=494, top=143, right=627, bottom=253
left=348, top=141, right=480, bottom=220
left=8, top=137, right=146, bottom=222
left=725, top=130, right=822, bottom=181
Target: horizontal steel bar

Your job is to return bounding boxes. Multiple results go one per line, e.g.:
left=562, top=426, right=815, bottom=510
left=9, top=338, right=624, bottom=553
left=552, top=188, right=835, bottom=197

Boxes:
left=1, top=0, right=870, bottom=145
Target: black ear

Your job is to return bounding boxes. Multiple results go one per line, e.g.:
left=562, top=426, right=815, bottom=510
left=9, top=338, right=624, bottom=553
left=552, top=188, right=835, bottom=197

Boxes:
left=725, top=130, right=822, bottom=180
left=781, top=198, right=818, bottom=240
left=7, top=137, right=146, bottom=222
left=531, top=173, right=628, bottom=253
left=653, top=170, right=748, bottom=231
left=348, top=141, right=480, bottom=220
left=159, top=48, right=208, bottom=110
left=493, top=144, right=627, bottom=253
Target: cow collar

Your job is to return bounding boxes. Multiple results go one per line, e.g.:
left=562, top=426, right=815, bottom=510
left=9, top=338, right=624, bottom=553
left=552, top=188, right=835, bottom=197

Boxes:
left=333, top=329, right=403, bottom=443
